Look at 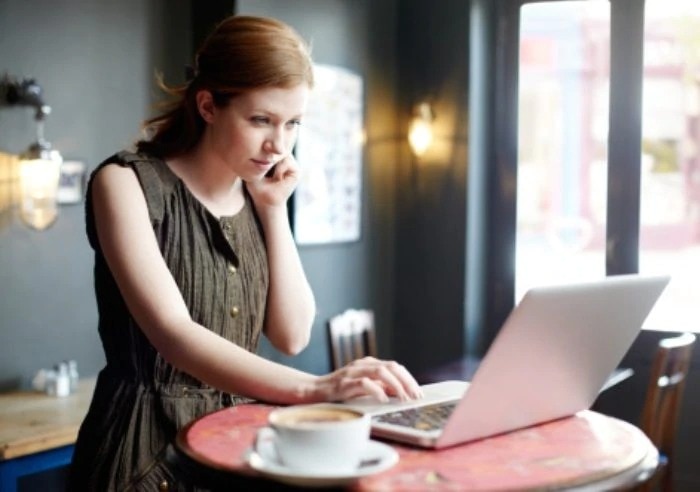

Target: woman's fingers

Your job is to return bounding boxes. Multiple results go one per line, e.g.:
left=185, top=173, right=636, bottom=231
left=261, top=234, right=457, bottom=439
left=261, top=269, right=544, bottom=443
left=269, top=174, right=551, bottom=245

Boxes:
left=246, top=154, right=300, bottom=208
left=354, top=362, right=410, bottom=401
left=354, top=358, right=423, bottom=400
left=272, top=155, right=297, bottom=182
left=384, top=360, right=423, bottom=399
left=326, top=358, right=423, bottom=402
left=336, top=376, right=390, bottom=402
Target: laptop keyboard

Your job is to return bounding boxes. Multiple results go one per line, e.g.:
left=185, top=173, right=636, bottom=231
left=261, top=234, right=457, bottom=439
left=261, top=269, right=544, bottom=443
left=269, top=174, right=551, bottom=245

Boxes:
left=373, top=401, right=458, bottom=431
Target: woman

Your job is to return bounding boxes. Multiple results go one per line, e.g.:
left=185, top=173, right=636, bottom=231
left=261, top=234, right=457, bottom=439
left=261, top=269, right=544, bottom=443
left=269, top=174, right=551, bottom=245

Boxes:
left=69, top=14, right=421, bottom=491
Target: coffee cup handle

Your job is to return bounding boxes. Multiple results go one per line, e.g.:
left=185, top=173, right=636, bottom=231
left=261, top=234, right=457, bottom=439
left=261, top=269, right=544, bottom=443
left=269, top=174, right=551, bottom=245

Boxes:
left=254, top=426, right=280, bottom=462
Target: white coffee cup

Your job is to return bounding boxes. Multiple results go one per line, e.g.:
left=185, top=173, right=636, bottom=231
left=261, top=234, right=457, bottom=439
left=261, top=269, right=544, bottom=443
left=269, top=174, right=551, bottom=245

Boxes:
left=255, top=404, right=371, bottom=474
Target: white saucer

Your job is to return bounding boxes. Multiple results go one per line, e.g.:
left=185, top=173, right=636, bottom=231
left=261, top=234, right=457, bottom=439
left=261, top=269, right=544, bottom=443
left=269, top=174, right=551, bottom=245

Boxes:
left=247, top=439, right=399, bottom=488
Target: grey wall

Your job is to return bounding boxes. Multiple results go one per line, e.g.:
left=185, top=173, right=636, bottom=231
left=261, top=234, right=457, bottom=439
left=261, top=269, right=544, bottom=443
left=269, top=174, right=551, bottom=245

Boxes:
left=0, top=0, right=191, bottom=389
left=0, top=0, right=462, bottom=385
left=0, top=0, right=402, bottom=386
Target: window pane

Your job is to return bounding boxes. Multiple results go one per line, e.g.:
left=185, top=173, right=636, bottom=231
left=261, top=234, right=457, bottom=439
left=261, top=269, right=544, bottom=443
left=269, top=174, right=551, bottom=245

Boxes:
left=640, top=0, right=700, bottom=332
left=516, top=1, right=610, bottom=301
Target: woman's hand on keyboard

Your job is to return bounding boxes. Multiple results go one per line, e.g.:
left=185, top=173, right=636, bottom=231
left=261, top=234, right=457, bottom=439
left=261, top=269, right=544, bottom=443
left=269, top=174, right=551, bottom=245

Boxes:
left=314, top=357, right=424, bottom=403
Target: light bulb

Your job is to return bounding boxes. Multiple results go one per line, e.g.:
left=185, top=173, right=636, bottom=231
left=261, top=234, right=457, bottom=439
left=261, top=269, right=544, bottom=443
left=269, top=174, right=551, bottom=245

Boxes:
left=408, top=102, right=435, bottom=156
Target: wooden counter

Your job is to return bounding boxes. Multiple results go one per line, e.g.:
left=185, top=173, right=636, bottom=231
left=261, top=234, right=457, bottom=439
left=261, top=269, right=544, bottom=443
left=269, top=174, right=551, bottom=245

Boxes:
left=0, top=378, right=95, bottom=461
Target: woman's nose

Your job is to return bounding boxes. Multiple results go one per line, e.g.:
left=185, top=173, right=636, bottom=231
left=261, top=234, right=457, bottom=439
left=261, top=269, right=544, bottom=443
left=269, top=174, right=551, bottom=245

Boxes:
left=266, top=127, right=286, bottom=154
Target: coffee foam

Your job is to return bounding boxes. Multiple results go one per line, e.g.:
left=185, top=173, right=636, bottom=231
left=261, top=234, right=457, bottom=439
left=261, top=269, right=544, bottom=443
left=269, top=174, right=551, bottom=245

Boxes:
left=273, top=407, right=363, bottom=427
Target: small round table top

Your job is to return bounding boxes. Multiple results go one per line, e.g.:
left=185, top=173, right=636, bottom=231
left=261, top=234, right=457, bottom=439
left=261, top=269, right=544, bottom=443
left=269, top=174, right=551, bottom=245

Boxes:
left=177, top=404, right=656, bottom=491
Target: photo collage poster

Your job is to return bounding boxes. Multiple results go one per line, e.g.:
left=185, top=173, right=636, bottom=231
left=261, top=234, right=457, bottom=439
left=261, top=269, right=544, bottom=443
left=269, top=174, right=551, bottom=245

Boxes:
left=293, top=64, right=364, bottom=245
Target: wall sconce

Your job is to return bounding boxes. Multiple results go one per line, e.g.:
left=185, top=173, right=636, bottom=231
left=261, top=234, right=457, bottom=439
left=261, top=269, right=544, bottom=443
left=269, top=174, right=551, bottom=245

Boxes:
left=1, top=75, right=63, bottom=230
left=408, top=102, right=435, bottom=157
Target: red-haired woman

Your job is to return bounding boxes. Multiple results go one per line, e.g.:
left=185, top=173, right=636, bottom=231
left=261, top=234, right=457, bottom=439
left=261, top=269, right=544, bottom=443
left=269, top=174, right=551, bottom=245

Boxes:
left=69, top=15, right=420, bottom=491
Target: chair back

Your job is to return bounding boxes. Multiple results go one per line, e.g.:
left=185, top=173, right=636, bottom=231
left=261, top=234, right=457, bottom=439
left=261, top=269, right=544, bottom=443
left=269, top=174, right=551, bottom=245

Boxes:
left=327, top=309, right=377, bottom=370
left=639, top=332, right=696, bottom=491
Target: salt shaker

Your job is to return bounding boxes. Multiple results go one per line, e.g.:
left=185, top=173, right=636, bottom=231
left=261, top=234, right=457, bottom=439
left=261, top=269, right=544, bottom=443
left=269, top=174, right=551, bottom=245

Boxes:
left=55, top=362, right=71, bottom=397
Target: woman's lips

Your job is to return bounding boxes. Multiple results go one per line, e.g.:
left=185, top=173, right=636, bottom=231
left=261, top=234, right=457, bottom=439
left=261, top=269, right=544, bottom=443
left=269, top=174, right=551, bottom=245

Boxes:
left=252, top=159, right=275, bottom=170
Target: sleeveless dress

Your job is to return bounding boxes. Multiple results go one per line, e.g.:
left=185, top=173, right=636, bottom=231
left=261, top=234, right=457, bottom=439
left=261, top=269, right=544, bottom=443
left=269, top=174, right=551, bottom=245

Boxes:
left=69, top=151, right=269, bottom=491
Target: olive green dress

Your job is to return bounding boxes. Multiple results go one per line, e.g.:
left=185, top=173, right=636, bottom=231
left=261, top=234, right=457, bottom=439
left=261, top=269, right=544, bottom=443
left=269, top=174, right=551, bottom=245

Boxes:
left=69, top=151, right=269, bottom=491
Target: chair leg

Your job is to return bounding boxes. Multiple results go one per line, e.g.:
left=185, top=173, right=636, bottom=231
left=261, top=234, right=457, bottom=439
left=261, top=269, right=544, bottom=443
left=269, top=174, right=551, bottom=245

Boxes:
left=660, top=465, right=672, bottom=492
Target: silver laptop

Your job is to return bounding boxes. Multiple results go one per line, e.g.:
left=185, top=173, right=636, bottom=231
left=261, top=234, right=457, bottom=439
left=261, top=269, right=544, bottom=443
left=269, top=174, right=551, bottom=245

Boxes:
left=342, top=274, right=670, bottom=449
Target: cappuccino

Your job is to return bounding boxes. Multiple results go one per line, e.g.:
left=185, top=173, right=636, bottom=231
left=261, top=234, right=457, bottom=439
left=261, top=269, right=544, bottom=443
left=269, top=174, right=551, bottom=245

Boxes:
left=258, top=404, right=371, bottom=474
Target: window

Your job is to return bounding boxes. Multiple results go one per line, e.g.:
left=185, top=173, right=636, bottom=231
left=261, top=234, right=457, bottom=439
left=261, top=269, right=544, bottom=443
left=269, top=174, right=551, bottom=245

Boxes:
left=638, top=0, right=700, bottom=331
left=516, top=1, right=610, bottom=298
left=489, top=0, right=700, bottom=333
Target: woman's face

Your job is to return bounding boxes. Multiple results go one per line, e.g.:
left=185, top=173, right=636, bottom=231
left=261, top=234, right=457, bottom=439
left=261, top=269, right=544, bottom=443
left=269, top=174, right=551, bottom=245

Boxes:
left=203, top=84, right=310, bottom=181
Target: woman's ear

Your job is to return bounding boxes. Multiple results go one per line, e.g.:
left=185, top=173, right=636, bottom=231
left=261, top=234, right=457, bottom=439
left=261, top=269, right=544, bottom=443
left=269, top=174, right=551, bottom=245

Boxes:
left=196, top=90, right=216, bottom=123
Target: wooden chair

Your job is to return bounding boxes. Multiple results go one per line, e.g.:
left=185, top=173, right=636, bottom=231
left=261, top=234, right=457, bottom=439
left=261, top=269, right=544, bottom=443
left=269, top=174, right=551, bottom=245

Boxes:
left=327, top=309, right=377, bottom=370
left=637, top=332, right=696, bottom=492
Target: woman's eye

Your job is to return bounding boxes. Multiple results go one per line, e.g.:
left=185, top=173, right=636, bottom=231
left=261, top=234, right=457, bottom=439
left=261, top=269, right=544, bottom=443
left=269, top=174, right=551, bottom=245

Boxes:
left=251, top=116, right=269, bottom=125
left=287, top=119, right=302, bottom=128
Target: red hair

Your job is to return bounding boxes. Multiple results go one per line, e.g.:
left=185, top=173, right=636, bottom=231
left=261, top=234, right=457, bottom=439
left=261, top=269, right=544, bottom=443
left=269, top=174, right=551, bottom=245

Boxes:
left=137, top=15, right=314, bottom=158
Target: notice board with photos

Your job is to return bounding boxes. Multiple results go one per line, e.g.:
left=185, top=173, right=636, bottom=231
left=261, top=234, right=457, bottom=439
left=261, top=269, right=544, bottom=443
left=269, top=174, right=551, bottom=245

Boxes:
left=292, top=64, right=364, bottom=245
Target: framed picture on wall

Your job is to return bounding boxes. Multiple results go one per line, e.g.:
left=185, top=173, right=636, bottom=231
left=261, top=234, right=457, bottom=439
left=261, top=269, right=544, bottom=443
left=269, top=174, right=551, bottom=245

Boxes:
left=57, top=160, right=87, bottom=204
left=291, top=64, right=364, bottom=245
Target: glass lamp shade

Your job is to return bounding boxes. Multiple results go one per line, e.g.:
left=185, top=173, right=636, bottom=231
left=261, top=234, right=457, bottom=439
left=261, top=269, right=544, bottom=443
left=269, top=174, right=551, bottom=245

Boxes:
left=18, top=141, right=62, bottom=230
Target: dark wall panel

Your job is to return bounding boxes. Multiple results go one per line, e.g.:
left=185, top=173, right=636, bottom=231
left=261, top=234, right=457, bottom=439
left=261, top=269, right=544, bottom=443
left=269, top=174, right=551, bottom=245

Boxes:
left=392, top=0, right=471, bottom=374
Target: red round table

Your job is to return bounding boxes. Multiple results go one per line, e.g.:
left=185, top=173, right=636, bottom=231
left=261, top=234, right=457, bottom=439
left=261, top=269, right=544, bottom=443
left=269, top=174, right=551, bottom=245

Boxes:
left=176, top=404, right=657, bottom=491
